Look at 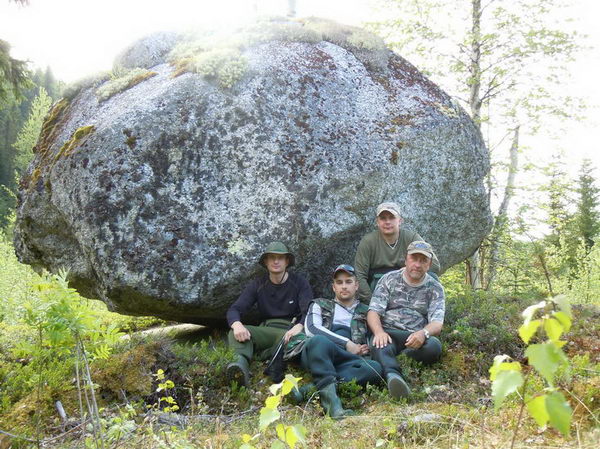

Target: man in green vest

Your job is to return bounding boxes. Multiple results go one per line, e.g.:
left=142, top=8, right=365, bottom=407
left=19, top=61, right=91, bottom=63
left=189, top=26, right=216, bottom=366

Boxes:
left=354, top=202, right=440, bottom=303
left=292, top=264, right=383, bottom=419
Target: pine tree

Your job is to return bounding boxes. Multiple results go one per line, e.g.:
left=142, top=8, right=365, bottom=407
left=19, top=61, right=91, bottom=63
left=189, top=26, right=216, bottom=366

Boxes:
left=0, top=39, right=30, bottom=102
left=575, top=160, right=600, bottom=251
left=13, top=87, right=52, bottom=176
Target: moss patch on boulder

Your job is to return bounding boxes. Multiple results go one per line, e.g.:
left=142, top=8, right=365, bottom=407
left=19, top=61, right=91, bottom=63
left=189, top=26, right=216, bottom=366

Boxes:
left=167, top=17, right=389, bottom=89
left=96, top=68, right=158, bottom=102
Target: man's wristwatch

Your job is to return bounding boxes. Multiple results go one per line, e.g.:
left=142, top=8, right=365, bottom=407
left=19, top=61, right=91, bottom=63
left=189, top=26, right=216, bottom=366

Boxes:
left=422, top=328, right=430, bottom=340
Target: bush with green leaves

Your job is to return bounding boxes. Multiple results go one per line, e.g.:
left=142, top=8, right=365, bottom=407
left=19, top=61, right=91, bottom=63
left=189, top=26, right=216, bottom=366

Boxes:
left=490, top=295, right=574, bottom=439
left=443, top=290, right=526, bottom=373
left=240, top=374, right=307, bottom=449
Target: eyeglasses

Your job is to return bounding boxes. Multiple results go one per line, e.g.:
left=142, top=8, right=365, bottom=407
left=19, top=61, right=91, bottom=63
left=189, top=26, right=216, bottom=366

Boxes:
left=334, top=264, right=355, bottom=274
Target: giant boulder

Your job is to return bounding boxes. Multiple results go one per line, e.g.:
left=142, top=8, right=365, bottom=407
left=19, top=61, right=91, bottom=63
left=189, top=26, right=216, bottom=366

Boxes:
left=14, top=18, right=491, bottom=324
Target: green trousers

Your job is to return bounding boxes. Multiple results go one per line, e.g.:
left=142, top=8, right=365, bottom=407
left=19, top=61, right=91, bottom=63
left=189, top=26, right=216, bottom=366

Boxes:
left=227, top=319, right=291, bottom=362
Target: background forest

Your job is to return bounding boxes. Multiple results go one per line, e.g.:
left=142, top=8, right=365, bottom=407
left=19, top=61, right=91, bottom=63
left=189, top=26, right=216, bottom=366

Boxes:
left=0, top=0, right=599, bottom=448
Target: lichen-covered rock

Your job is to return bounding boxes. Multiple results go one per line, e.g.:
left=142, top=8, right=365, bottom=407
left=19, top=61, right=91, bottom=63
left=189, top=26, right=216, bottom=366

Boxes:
left=114, top=31, right=183, bottom=70
left=14, top=18, right=491, bottom=324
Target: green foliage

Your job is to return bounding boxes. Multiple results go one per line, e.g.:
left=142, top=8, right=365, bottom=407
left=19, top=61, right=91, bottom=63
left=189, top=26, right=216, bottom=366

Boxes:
left=576, top=160, right=600, bottom=251
left=490, top=296, right=574, bottom=437
left=241, top=374, right=307, bottom=449
left=444, top=290, right=525, bottom=369
left=153, top=368, right=180, bottom=413
left=0, top=185, right=16, bottom=230
left=0, top=39, right=31, bottom=102
left=12, top=86, right=52, bottom=174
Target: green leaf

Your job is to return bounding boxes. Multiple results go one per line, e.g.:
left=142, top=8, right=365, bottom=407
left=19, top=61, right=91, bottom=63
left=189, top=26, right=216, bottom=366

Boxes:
left=269, top=441, right=286, bottom=449
left=286, top=424, right=307, bottom=449
left=526, top=394, right=549, bottom=427
left=525, top=343, right=565, bottom=386
left=519, top=319, right=542, bottom=343
left=546, top=392, right=572, bottom=437
left=492, top=370, right=524, bottom=410
left=544, top=317, right=563, bottom=343
left=489, top=356, right=521, bottom=381
left=265, top=395, right=281, bottom=410
left=552, top=295, right=572, bottom=318
left=522, top=301, right=546, bottom=323
left=269, top=382, right=283, bottom=396
left=282, top=375, right=301, bottom=395
left=553, top=311, right=572, bottom=333
left=259, top=406, right=280, bottom=431
left=276, top=423, right=285, bottom=441
left=489, top=355, right=509, bottom=379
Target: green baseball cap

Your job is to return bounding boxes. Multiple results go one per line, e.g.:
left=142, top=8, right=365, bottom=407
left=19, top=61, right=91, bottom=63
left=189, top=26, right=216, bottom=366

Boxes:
left=258, top=241, right=295, bottom=268
left=406, top=240, right=435, bottom=259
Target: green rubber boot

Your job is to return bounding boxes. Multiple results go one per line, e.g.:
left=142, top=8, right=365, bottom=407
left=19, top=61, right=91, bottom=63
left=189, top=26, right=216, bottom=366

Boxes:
left=318, top=383, right=354, bottom=419
left=290, top=383, right=316, bottom=404
left=226, top=356, right=250, bottom=387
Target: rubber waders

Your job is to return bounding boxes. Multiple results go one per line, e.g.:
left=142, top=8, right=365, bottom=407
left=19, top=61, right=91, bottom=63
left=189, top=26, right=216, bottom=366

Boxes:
left=226, top=356, right=250, bottom=387
left=319, top=383, right=354, bottom=419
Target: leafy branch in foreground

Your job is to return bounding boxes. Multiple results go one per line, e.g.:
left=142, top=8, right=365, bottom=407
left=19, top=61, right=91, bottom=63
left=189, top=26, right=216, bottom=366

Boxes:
left=240, top=374, right=307, bottom=449
left=490, top=295, right=573, bottom=441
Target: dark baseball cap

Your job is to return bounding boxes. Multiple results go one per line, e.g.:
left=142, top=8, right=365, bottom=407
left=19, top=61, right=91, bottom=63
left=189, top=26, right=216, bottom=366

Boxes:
left=332, top=264, right=356, bottom=278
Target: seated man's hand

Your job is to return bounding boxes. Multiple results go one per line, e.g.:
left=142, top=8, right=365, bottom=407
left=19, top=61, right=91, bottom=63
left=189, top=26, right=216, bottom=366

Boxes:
left=372, top=331, right=392, bottom=348
left=231, top=321, right=252, bottom=342
left=283, top=323, right=304, bottom=344
left=405, top=330, right=426, bottom=349
left=357, top=344, right=370, bottom=355
left=345, top=340, right=362, bottom=355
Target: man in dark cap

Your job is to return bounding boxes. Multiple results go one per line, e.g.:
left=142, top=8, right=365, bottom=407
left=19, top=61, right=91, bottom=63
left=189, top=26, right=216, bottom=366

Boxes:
left=226, top=241, right=313, bottom=386
left=355, top=201, right=441, bottom=303
left=291, top=264, right=382, bottom=419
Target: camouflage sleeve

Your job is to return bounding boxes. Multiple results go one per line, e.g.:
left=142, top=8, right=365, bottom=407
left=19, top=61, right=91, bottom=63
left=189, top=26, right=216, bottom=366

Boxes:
left=368, top=272, right=391, bottom=316
left=427, top=281, right=445, bottom=324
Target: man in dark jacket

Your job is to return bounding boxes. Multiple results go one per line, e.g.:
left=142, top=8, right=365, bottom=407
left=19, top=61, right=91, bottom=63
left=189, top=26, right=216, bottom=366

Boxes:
left=292, top=264, right=382, bottom=418
left=226, top=241, right=313, bottom=387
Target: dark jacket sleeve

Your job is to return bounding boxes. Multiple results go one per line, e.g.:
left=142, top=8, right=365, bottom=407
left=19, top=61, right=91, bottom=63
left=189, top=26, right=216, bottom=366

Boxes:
left=226, top=279, right=259, bottom=327
left=296, top=275, right=313, bottom=324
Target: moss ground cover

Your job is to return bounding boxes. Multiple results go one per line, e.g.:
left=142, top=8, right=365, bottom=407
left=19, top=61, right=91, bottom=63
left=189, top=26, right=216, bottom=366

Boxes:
left=0, top=232, right=598, bottom=448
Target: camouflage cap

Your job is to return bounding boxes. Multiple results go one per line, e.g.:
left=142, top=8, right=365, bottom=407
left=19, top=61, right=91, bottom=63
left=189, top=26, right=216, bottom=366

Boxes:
left=407, top=240, right=435, bottom=259
left=376, top=202, right=401, bottom=218
left=258, top=241, right=295, bottom=267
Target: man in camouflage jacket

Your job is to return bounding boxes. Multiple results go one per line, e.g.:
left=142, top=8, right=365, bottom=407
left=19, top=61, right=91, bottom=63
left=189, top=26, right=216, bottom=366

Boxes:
left=367, top=241, right=445, bottom=399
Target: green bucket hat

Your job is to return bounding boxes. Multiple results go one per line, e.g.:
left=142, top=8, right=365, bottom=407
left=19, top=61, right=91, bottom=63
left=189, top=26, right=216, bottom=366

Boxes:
left=258, top=241, right=295, bottom=268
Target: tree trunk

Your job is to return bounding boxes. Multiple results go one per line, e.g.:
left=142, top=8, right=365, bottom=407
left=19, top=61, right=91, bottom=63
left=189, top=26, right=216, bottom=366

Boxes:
left=485, top=126, right=520, bottom=289
left=468, top=0, right=483, bottom=289
left=287, top=0, right=297, bottom=17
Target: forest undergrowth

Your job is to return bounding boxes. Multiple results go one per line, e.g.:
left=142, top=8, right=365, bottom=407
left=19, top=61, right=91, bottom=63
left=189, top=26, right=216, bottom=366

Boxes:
left=0, top=232, right=598, bottom=449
